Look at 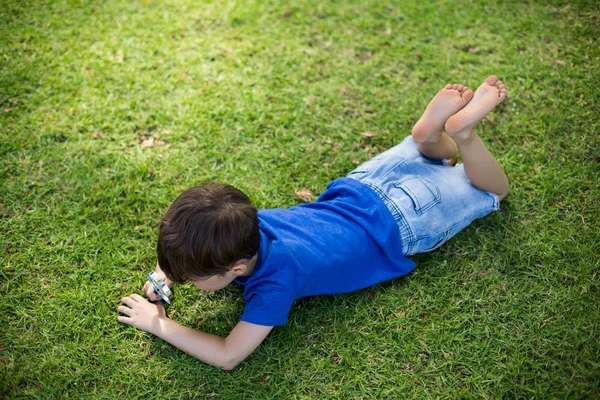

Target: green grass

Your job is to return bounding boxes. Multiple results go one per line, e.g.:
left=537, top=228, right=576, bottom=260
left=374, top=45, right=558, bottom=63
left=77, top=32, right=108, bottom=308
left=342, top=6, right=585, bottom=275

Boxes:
left=1, top=0, right=599, bottom=398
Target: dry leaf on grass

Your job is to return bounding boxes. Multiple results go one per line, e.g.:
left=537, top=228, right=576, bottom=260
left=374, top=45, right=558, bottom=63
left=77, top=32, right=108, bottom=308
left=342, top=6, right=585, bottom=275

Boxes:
left=140, top=136, right=167, bottom=148
left=360, top=131, right=377, bottom=137
left=93, top=131, right=105, bottom=139
left=140, top=137, right=154, bottom=149
left=295, top=189, right=313, bottom=202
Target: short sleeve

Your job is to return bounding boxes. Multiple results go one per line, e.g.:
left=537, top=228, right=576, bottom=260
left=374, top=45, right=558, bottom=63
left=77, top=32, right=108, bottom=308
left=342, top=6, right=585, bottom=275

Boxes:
left=240, top=288, right=295, bottom=326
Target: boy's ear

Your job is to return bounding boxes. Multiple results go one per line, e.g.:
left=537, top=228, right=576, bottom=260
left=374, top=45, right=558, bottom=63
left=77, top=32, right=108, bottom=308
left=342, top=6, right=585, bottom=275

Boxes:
left=230, top=260, right=248, bottom=276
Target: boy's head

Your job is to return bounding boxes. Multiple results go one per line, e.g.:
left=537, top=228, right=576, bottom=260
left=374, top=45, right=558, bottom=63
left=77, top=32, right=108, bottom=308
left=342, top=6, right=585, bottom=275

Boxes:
left=157, top=183, right=260, bottom=284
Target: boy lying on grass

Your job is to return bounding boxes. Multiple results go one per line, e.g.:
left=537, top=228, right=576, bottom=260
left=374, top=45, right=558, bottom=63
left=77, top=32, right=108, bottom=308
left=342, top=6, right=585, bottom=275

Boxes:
left=118, top=76, right=509, bottom=370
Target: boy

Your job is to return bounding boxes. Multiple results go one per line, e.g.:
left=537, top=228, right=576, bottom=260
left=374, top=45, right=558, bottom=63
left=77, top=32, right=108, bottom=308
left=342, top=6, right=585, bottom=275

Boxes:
left=118, top=76, right=509, bottom=370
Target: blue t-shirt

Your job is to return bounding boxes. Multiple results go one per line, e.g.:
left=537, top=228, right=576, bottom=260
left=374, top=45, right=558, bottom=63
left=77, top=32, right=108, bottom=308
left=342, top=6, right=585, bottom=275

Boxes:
left=235, top=177, right=416, bottom=326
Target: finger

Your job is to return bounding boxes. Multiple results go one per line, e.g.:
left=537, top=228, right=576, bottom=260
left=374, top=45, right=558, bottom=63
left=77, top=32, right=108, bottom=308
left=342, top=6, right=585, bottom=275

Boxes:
left=143, top=285, right=156, bottom=299
left=117, top=305, right=133, bottom=316
left=144, top=286, right=158, bottom=297
left=130, top=293, right=145, bottom=302
left=117, top=316, right=132, bottom=324
left=149, top=292, right=161, bottom=301
left=121, top=297, right=137, bottom=306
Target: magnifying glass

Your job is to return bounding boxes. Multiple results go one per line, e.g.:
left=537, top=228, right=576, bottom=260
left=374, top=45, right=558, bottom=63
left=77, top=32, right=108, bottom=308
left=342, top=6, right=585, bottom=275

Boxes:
left=146, top=271, right=174, bottom=304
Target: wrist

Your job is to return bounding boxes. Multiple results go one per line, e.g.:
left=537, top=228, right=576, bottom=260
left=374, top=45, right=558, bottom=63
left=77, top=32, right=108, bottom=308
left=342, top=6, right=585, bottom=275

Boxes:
left=152, top=314, right=173, bottom=338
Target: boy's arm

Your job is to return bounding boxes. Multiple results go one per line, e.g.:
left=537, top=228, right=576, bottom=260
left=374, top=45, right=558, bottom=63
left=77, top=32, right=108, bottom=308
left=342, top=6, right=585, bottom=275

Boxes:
left=118, top=294, right=273, bottom=370
left=158, top=318, right=273, bottom=370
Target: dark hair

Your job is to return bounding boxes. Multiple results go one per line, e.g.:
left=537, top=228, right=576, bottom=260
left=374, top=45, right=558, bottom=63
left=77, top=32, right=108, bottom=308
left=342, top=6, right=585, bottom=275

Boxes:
left=157, top=183, right=260, bottom=283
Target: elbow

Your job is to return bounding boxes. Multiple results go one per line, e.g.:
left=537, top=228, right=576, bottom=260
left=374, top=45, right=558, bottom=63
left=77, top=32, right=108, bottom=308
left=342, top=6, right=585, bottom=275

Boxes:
left=202, top=356, right=240, bottom=371
left=216, top=347, right=244, bottom=371
left=220, top=355, right=242, bottom=371
left=205, top=355, right=239, bottom=371
left=221, top=361, right=239, bottom=371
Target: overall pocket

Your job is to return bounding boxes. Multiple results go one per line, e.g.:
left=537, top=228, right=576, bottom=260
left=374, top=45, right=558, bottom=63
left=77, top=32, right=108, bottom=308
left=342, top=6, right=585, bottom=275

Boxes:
left=391, top=176, right=447, bottom=254
left=347, top=153, right=385, bottom=176
left=412, top=229, right=450, bottom=253
left=393, top=177, right=441, bottom=215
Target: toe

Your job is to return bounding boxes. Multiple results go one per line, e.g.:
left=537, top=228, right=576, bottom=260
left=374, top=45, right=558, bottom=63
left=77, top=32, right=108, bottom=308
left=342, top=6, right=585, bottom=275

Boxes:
left=462, top=89, right=474, bottom=103
left=457, top=84, right=464, bottom=91
left=445, top=84, right=452, bottom=89
left=485, top=75, right=499, bottom=85
left=496, top=80, right=503, bottom=88
left=452, top=83, right=458, bottom=90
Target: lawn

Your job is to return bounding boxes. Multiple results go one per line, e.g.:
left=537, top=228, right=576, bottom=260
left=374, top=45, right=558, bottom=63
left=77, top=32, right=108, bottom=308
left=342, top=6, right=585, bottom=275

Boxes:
left=1, top=0, right=599, bottom=398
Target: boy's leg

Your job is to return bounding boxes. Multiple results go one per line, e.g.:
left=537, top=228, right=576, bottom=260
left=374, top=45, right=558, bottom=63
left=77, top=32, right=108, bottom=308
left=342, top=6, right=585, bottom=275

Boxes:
left=445, top=75, right=509, bottom=200
left=412, top=83, right=474, bottom=162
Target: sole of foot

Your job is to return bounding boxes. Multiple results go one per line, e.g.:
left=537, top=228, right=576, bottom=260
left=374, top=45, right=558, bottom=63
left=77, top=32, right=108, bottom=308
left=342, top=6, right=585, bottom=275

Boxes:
left=412, top=83, right=474, bottom=144
left=445, top=75, right=506, bottom=142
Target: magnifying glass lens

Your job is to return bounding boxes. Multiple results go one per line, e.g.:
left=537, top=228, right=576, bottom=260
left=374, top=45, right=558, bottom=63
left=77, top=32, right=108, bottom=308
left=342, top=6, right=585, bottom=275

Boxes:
left=146, top=271, right=174, bottom=304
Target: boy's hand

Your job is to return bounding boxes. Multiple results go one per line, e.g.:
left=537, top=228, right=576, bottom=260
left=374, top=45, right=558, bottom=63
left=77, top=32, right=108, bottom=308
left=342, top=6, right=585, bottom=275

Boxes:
left=144, top=265, right=173, bottom=301
left=118, top=294, right=166, bottom=335
left=143, top=280, right=163, bottom=302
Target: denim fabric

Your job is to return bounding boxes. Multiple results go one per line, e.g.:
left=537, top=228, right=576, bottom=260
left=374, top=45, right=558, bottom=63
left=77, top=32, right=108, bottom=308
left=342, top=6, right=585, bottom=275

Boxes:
left=347, top=136, right=499, bottom=256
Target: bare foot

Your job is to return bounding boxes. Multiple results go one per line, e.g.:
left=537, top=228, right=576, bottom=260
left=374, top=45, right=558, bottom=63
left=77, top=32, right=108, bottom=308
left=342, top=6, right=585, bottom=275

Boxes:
left=445, top=75, right=506, bottom=142
left=412, top=83, right=474, bottom=143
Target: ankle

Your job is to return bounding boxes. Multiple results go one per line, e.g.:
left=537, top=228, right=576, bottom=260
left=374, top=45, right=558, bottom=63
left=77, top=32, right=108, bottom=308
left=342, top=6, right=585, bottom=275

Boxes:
left=449, top=127, right=477, bottom=144
left=412, top=131, right=442, bottom=144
